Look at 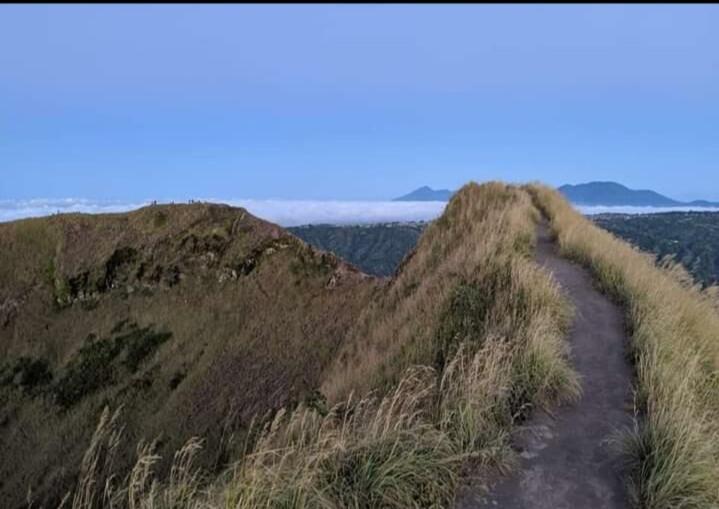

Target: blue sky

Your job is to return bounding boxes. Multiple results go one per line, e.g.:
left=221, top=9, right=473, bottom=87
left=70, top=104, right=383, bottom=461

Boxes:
left=2, top=4, right=718, bottom=201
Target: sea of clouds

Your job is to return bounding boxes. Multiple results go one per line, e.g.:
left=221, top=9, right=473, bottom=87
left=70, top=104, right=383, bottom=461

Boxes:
left=576, top=205, right=719, bottom=215
left=2, top=198, right=719, bottom=226
left=0, top=198, right=448, bottom=226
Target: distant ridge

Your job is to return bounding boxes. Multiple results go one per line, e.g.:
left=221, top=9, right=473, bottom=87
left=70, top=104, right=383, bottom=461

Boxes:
left=395, top=181, right=719, bottom=207
left=393, top=186, right=454, bottom=202
left=559, top=181, right=719, bottom=207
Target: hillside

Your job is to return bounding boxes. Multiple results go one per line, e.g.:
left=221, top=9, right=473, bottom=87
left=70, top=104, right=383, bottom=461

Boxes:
left=289, top=222, right=426, bottom=276
left=594, top=211, right=719, bottom=287
left=0, top=203, right=378, bottom=508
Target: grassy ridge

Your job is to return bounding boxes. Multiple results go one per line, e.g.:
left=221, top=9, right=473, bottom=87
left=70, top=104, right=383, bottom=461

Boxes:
left=530, top=184, right=719, bottom=508
left=61, top=182, right=580, bottom=508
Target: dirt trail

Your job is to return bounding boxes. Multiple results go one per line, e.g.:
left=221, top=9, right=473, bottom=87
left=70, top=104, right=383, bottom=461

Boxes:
left=457, top=222, right=633, bottom=509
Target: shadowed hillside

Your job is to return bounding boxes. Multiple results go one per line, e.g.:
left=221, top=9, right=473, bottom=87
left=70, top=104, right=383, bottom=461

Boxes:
left=289, top=222, right=426, bottom=277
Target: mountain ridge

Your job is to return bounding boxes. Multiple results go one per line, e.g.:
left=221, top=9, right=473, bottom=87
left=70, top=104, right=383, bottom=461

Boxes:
left=393, top=186, right=455, bottom=201
left=396, top=182, right=719, bottom=207
left=558, top=181, right=719, bottom=207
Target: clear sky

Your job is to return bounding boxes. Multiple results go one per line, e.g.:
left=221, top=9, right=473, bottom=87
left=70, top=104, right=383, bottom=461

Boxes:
left=2, top=4, right=718, bottom=201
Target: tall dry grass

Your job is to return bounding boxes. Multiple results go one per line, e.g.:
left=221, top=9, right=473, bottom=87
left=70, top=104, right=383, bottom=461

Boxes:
left=529, top=184, right=719, bottom=508
left=59, top=182, right=581, bottom=508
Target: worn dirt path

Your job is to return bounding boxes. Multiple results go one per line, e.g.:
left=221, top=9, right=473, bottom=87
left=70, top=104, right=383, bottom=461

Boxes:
left=456, top=222, right=633, bottom=509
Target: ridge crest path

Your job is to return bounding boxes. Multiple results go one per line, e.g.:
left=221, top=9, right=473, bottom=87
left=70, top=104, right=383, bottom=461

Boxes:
left=457, top=222, right=633, bottom=509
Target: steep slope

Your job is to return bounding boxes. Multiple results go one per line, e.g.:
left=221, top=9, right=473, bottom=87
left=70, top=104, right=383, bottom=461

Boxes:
left=0, top=203, right=378, bottom=508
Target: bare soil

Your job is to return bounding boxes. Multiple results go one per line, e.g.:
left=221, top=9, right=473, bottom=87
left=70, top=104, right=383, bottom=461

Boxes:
left=457, top=222, right=633, bottom=508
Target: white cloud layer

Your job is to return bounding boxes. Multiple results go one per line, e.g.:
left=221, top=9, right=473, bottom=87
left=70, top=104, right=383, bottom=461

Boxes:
left=0, top=198, right=152, bottom=223
left=0, top=198, right=448, bottom=226
left=577, top=205, right=719, bottom=215
left=2, top=199, right=719, bottom=227
left=221, top=199, right=448, bottom=226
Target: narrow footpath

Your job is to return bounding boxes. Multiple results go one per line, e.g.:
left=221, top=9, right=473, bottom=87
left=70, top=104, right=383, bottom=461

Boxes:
left=457, top=222, right=633, bottom=509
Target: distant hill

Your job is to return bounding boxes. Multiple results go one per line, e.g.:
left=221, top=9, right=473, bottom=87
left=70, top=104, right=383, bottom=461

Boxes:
left=394, top=186, right=454, bottom=201
left=594, top=211, right=719, bottom=287
left=559, top=181, right=719, bottom=207
left=396, top=182, right=719, bottom=208
left=290, top=222, right=426, bottom=276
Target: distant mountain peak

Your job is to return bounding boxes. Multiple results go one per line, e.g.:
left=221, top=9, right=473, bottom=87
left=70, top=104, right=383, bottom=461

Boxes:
left=394, top=186, right=454, bottom=202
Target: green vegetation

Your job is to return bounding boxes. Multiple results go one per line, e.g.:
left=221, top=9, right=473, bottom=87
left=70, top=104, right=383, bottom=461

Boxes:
left=153, top=210, right=168, bottom=228
left=289, top=222, right=425, bottom=276
left=594, top=211, right=719, bottom=287
left=531, top=185, right=719, bottom=509
left=121, top=326, right=172, bottom=373
left=435, top=281, right=494, bottom=369
left=53, top=324, right=173, bottom=408
left=54, top=334, right=123, bottom=408
left=0, top=357, right=53, bottom=395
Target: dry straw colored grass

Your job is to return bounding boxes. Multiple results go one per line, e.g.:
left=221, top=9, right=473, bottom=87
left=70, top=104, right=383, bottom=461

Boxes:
left=57, top=182, right=581, bottom=508
left=529, top=184, right=719, bottom=509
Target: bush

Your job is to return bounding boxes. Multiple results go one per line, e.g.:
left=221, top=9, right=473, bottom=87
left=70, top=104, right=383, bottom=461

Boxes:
left=0, top=357, right=53, bottom=395
left=53, top=324, right=173, bottom=408
left=120, top=326, right=172, bottom=373
left=53, top=335, right=122, bottom=409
